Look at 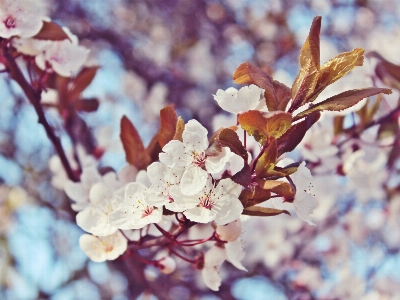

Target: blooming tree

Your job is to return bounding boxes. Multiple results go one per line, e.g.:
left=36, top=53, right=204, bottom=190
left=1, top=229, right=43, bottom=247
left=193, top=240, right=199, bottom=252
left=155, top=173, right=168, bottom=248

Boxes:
left=0, top=1, right=400, bottom=299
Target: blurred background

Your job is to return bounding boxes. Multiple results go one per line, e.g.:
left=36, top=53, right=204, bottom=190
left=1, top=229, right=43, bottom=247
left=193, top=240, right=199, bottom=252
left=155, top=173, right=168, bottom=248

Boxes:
left=1, top=0, right=400, bottom=299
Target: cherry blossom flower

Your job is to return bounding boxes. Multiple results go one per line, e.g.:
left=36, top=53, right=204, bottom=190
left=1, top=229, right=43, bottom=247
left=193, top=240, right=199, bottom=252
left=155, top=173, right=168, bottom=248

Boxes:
left=159, top=119, right=231, bottom=195
left=0, top=0, right=45, bottom=39
left=109, top=182, right=162, bottom=230
left=213, top=84, right=263, bottom=115
left=79, top=231, right=127, bottom=262
left=35, top=39, right=90, bottom=77
left=146, top=162, right=186, bottom=212
left=210, top=147, right=244, bottom=180
left=216, top=219, right=242, bottom=242
left=156, top=256, right=177, bottom=274
left=176, top=176, right=243, bottom=225
left=76, top=182, right=123, bottom=236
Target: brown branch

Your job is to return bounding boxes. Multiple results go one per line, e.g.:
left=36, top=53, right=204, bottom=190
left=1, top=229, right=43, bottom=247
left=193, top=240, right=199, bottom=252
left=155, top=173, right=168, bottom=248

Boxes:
left=1, top=42, right=78, bottom=182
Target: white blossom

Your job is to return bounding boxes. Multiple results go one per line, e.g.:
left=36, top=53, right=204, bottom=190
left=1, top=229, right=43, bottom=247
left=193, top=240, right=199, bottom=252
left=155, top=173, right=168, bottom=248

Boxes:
left=146, top=162, right=186, bottom=212
left=176, top=176, right=243, bottom=225
left=213, top=84, right=263, bottom=115
left=109, top=182, right=162, bottom=230
left=76, top=182, right=122, bottom=236
left=159, top=119, right=230, bottom=195
left=79, top=231, right=127, bottom=262
left=35, top=39, right=90, bottom=77
left=0, top=0, right=45, bottom=38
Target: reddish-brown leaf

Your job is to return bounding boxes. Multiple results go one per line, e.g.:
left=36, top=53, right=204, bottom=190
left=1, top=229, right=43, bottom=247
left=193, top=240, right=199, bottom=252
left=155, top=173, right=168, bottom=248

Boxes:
left=231, top=163, right=252, bottom=187
left=237, top=110, right=267, bottom=143
left=33, top=21, right=70, bottom=41
left=256, top=179, right=295, bottom=198
left=173, top=117, right=185, bottom=142
left=73, top=98, right=99, bottom=112
left=294, top=88, right=392, bottom=121
left=158, top=105, right=178, bottom=148
left=218, top=128, right=248, bottom=161
left=277, top=112, right=320, bottom=156
left=243, top=206, right=290, bottom=217
left=233, top=62, right=291, bottom=111
left=290, top=16, right=321, bottom=111
left=307, top=48, right=365, bottom=103
left=239, top=185, right=271, bottom=208
left=265, top=112, right=292, bottom=138
left=255, top=138, right=277, bottom=177
left=68, top=67, right=100, bottom=100
left=120, top=116, right=151, bottom=170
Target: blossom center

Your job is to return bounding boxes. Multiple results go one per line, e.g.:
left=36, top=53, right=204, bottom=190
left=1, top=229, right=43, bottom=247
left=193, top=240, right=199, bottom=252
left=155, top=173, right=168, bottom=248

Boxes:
left=192, top=151, right=206, bottom=167
left=199, top=194, right=214, bottom=210
left=142, top=206, right=155, bottom=218
left=3, top=15, right=16, bottom=29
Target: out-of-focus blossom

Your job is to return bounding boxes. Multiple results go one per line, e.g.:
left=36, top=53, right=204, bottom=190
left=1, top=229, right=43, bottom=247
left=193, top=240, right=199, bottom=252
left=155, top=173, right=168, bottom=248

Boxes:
left=0, top=0, right=45, bottom=38
left=79, top=231, right=127, bottom=262
left=201, top=245, right=227, bottom=291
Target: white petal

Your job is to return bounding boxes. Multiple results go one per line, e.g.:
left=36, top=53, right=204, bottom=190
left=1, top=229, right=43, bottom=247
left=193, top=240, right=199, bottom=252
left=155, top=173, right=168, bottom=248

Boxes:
left=182, top=120, right=209, bottom=153
left=180, top=166, right=208, bottom=195
left=213, top=199, right=243, bottom=225
left=294, top=191, right=317, bottom=225
left=204, top=245, right=227, bottom=267
left=147, top=162, right=167, bottom=186
left=184, top=206, right=216, bottom=223
left=205, top=147, right=230, bottom=174
left=79, top=232, right=127, bottom=262
left=89, top=182, right=114, bottom=205
left=202, top=267, right=222, bottom=291
left=76, top=206, right=117, bottom=236
left=216, top=219, right=242, bottom=242
left=226, top=239, right=247, bottom=271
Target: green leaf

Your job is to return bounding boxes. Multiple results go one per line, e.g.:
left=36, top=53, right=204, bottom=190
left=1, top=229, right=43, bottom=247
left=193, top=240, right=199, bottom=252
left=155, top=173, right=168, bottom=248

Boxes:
left=120, top=116, right=151, bottom=170
left=294, top=88, right=392, bottom=121
left=243, top=206, right=290, bottom=217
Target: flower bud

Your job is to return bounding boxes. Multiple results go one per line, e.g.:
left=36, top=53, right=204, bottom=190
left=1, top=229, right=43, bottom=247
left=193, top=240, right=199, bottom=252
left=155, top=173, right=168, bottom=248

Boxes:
left=216, top=219, right=242, bottom=242
left=157, top=256, right=176, bottom=274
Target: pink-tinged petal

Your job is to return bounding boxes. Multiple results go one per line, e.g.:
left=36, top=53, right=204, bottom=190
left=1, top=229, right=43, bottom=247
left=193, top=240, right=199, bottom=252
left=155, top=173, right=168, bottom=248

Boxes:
left=213, top=199, right=243, bottom=225
left=182, top=120, right=209, bottom=153
left=79, top=232, right=127, bottom=262
left=76, top=206, right=117, bottom=236
left=226, top=239, right=247, bottom=271
left=180, top=166, right=208, bottom=195
left=184, top=206, right=216, bottom=224
left=294, top=191, right=316, bottom=225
